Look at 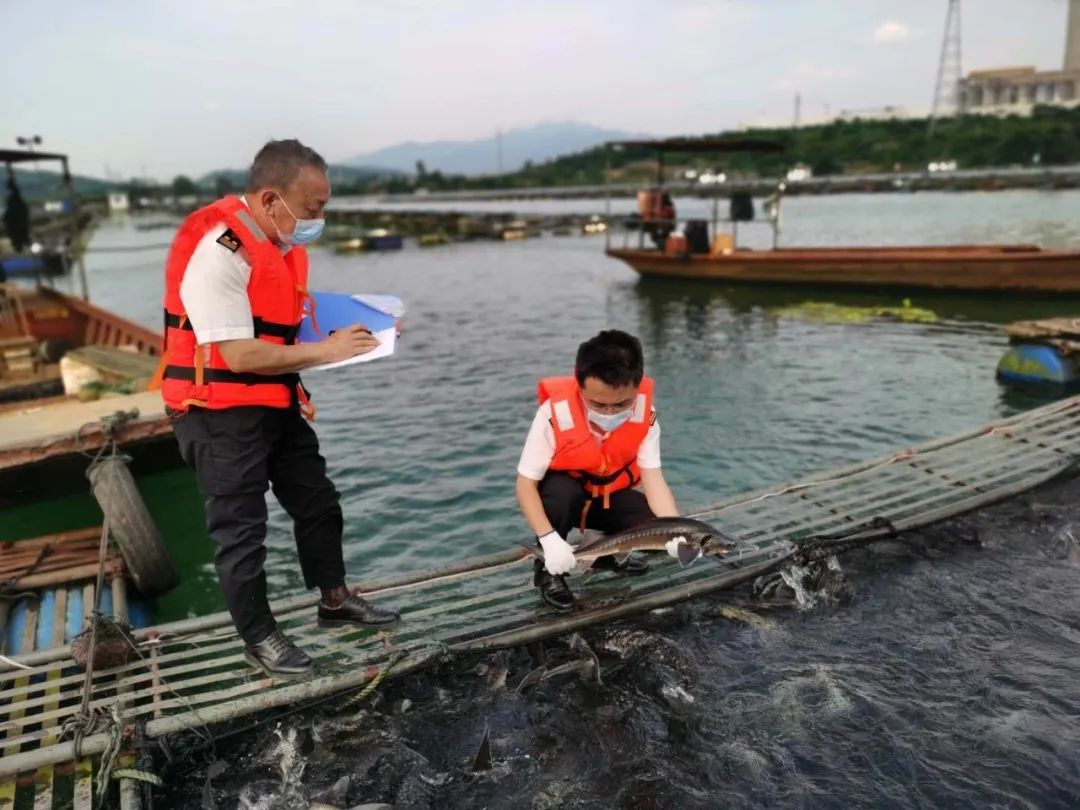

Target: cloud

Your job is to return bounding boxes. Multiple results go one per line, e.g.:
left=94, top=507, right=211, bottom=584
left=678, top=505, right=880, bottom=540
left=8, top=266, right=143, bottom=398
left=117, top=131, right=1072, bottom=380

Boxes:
left=873, top=21, right=912, bottom=43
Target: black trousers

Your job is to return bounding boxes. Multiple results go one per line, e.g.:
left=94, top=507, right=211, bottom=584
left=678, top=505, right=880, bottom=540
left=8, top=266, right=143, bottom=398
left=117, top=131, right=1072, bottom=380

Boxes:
left=171, top=405, right=346, bottom=645
left=539, top=472, right=655, bottom=540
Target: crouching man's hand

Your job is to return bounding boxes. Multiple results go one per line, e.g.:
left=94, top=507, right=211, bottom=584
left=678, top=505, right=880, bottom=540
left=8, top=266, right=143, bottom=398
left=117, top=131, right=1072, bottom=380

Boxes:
left=538, top=531, right=577, bottom=576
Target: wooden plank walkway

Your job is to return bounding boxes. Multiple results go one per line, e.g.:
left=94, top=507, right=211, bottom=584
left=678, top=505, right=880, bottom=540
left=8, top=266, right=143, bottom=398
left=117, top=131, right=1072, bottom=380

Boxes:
left=0, top=390, right=171, bottom=473
left=2, top=395, right=1080, bottom=787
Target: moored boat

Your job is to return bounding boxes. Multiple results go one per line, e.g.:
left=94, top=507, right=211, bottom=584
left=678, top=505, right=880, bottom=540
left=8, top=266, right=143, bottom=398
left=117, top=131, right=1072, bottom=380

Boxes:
left=605, top=243, right=1080, bottom=293
left=0, top=149, right=178, bottom=496
left=602, top=137, right=1080, bottom=294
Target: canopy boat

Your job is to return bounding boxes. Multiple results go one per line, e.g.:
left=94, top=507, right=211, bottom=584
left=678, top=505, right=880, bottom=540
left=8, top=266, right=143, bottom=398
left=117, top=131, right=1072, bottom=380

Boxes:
left=602, top=137, right=1080, bottom=294
left=0, top=148, right=176, bottom=495
left=0, top=148, right=95, bottom=282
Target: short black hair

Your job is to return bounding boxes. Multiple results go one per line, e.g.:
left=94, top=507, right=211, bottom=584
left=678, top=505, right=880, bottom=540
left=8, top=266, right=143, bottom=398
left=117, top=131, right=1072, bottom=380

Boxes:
left=245, top=139, right=328, bottom=193
left=574, top=330, right=644, bottom=388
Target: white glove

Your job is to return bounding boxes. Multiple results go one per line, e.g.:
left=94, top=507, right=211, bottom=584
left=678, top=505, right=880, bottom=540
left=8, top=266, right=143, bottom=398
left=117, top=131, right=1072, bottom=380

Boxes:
left=665, top=535, right=688, bottom=558
left=538, top=531, right=578, bottom=576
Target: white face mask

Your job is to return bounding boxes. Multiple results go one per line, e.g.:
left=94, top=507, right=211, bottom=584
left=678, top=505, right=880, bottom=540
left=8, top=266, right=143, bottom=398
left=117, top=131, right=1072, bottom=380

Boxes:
left=588, top=408, right=633, bottom=432
left=272, top=194, right=324, bottom=245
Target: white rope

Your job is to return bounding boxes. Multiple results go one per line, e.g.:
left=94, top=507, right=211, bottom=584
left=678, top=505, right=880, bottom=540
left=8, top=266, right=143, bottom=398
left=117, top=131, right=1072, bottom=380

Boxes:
left=698, top=398, right=1080, bottom=517
left=0, top=654, right=32, bottom=671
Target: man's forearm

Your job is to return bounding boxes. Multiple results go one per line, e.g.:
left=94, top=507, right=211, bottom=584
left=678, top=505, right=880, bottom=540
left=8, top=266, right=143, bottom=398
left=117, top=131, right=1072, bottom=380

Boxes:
left=216, top=339, right=328, bottom=375
left=516, top=475, right=555, bottom=537
left=641, top=468, right=679, bottom=517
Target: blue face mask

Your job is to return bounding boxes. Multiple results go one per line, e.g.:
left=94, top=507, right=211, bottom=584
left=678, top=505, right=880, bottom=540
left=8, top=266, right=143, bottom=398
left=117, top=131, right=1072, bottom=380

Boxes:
left=273, top=195, right=324, bottom=245
left=588, top=407, right=633, bottom=432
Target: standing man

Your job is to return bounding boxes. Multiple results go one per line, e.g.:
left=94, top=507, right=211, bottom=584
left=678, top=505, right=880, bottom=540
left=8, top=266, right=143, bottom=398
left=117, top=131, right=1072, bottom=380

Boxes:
left=3, top=175, right=31, bottom=252
left=155, top=139, right=399, bottom=678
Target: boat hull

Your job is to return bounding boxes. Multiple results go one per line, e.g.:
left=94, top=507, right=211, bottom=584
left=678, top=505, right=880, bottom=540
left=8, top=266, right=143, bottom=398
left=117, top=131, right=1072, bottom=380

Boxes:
left=605, top=245, right=1080, bottom=293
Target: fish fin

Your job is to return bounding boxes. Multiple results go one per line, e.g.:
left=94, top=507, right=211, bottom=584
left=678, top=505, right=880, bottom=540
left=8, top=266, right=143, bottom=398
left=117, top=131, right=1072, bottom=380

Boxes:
left=519, top=543, right=543, bottom=559
left=514, top=665, right=546, bottom=694
left=677, top=542, right=702, bottom=567
left=472, top=723, right=492, bottom=772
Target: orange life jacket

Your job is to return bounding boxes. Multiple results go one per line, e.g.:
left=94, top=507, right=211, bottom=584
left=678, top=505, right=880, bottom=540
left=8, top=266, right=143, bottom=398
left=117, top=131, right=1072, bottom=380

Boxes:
left=151, top=196, right=316, bottom=417
left=538, top=375, right=654, bottom=510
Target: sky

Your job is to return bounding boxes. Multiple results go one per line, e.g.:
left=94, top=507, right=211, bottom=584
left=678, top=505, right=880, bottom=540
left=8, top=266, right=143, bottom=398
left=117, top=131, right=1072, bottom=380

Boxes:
left=0, top=0, right=1071, bottom=180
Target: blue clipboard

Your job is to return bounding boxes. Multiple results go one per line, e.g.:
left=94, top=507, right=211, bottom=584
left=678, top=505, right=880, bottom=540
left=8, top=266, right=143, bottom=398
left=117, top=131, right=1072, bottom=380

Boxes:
left=297, top=291, right=401, bottom=343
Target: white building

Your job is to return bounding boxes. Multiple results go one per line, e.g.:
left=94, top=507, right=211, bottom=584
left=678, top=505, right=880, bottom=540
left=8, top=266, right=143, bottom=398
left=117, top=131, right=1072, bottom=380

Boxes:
left=959, top=0, right=1080, bottom=116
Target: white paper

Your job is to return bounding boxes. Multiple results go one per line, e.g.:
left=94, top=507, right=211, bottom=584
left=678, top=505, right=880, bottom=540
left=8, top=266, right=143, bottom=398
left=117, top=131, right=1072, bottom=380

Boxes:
left=305, top=326, right=397, bottom=372
left=352, top=294, right=406, bottom=317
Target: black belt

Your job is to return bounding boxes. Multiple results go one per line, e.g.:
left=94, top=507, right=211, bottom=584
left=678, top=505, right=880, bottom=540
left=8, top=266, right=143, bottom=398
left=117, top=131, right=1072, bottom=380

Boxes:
left=164, top=311, right=298, bottom=343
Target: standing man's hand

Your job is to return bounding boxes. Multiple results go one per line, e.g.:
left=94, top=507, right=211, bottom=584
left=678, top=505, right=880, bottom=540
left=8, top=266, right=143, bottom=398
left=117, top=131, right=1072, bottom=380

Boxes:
left=322, top=324, right=380, bottom=363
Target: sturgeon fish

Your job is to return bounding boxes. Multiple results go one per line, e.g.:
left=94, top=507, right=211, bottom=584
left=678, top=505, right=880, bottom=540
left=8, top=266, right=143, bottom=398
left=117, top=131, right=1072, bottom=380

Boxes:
left=527, top=516, right=740, bottom=570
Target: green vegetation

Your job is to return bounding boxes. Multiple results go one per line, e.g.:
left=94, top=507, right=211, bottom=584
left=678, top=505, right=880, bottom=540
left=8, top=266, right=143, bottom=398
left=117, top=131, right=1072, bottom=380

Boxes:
left=335, top=105, right=1080, bottom=194
left=10, top=106, right=1079, bottom=202
left=772, top=299, right=939, bottom=325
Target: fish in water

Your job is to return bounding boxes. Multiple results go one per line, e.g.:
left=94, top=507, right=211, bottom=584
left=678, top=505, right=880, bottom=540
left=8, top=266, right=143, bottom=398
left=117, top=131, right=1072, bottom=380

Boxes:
left=525, top=516, right=739, bottom=570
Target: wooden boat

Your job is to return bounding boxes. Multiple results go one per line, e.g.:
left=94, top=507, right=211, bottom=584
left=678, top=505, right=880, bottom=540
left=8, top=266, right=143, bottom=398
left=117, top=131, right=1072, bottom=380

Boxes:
left=0, top=283, right=175, bottom=492
left=605, top=243, right=1080, bottom=293
left=602, top=137, right=1080, bottom=294
left=0, top=148, right=176, bottom=491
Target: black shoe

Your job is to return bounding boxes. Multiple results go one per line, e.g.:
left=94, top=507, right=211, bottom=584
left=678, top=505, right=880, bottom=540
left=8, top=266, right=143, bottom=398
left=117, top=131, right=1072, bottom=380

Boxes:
left=591, top=553, right=650, bottom=575
left=533, top=561, right=575, bottom=611
left=244, top=630, right=313, bottom=678
left=318, top=594, right=401, bottom=627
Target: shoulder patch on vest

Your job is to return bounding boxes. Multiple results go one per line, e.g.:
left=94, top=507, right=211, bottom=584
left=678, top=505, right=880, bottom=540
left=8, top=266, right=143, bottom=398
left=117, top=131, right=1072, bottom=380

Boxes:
left=216, top=229, right=241, bottom=253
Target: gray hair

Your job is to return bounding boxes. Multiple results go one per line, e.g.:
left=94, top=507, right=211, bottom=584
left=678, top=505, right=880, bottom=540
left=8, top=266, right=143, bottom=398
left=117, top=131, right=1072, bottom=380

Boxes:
left=245, top=139, right=328, bottom=193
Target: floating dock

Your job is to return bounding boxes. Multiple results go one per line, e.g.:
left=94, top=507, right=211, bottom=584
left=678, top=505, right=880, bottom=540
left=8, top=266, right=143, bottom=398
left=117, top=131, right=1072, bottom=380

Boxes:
left=1, top=396, right=1079, bottom=801
left=0, top=528, right=150, bottom=809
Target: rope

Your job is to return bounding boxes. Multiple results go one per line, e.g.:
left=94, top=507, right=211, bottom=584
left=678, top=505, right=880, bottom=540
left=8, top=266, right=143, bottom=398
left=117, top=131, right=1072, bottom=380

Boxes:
left=76, top=410, right=140, bottom=462
left=112, top=769, right=164, bottom=786
left=0, top=544, right=52, bottom=597
left=69, top=508, right=111, bottom=759
left=336, top=648, right=410, bottom=712
left=0, top=654, right=32, bottom=671
left=696, top=398, right=1080, bottom=517
left=94, top=705, right=125, bottom=807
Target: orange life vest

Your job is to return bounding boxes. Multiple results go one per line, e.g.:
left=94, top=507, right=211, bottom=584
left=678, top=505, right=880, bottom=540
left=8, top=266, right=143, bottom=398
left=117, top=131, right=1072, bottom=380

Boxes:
left=152, top=196, right=316, bottom=417
left=538, top=375, right=654, bottom=510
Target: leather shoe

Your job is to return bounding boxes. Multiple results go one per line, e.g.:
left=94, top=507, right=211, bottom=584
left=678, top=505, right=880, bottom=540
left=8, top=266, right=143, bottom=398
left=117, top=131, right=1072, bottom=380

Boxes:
left=318, top=594, right=401, bottom=627
left=244, top=630, right=313, bottom=678
left=533, top=560, right=575, bottom=611
left=591, top=553, right=650, bottom=575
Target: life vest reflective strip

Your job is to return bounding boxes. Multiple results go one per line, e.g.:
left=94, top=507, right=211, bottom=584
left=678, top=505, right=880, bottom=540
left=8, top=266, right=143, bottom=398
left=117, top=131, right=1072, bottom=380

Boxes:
left=151, top=195, right=316, bottom=418
left=537, top=376, right=654, bottom=513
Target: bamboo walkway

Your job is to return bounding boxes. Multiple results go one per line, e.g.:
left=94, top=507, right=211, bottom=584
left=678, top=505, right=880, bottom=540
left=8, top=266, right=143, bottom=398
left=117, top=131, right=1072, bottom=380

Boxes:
left=2, top=396, right=1080, bottom=796
left=0, top=568, right=143, bottom=809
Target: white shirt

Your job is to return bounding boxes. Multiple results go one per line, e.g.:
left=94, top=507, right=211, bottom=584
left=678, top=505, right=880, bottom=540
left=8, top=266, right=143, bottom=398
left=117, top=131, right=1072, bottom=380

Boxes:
left=178, top=196, right=291, bottom=345
left=516, top=401, right=661, bottom=481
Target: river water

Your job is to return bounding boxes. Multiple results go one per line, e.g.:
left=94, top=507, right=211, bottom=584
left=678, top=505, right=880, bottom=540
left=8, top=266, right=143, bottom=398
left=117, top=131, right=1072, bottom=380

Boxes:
left=22, top=190, right=1080, bottom=806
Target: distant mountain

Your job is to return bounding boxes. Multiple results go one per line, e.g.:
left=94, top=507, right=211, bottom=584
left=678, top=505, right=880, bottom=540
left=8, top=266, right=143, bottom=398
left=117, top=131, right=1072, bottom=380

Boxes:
left=11, top=168, right=115, bottom=201
left=197, top=164, right=402, bottom=190
left=346, top=121, right=650, bottom=176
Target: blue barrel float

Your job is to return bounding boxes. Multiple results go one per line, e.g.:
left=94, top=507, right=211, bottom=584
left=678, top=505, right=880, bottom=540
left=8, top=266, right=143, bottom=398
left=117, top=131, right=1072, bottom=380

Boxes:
left=997, top=317, right=1080, bottom=392
left=997, top=343, right=1080, bottom=391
